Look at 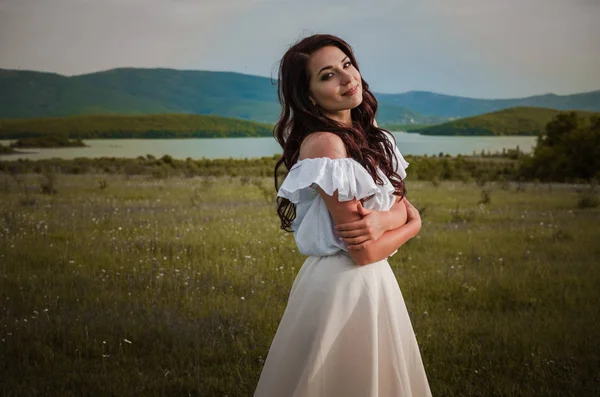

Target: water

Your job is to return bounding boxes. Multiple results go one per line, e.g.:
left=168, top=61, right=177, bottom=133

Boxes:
left=0, top=133, right=537, bottom=161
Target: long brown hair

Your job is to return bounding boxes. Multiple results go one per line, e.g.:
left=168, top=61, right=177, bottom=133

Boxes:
left=274, top=34, right=406, bottom=232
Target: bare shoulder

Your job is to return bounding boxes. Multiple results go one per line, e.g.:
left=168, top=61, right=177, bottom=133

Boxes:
left=299, top=132, right=347, bottom=160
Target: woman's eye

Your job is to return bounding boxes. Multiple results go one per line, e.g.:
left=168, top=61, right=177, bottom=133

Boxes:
left=321, top=63, right=350, bottom=80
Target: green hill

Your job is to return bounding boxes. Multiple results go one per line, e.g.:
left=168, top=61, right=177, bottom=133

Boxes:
left=417, top=107, right=600, bottom=136
left=0, top=70, right=175, bottom=118
left=0, top=68, right=430, bottom=124
left=0, top=114, right=274, bottom=139
left=72, top=68, right=281, bottom=122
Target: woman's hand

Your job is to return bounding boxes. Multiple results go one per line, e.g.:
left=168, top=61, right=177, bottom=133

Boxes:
left=404, top=197, right=421, bottom=224
left=335, top=201, right=388, bottom=248
left=347, top=198, right=421, bottom=254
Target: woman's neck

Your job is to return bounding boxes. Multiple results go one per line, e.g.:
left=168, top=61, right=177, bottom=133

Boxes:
left=323, top=109, right=352, bottom=126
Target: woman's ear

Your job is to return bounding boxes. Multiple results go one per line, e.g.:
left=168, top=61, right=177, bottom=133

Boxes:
left=309, top=96, right=316, bottom=106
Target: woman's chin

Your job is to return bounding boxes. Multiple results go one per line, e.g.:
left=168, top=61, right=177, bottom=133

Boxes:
left=321, top=96, right=364, bottom=115
left=350, top=95, right=363, bottom=109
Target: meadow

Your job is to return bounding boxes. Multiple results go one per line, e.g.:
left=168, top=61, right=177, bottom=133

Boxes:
left=0, top=170, right=599, bottom=396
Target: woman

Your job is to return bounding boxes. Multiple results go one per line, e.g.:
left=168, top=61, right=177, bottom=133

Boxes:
left=255, top=34, right=431, bottom=397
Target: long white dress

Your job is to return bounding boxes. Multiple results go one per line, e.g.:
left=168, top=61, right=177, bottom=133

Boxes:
left=255, top=140, right=432, bottom=397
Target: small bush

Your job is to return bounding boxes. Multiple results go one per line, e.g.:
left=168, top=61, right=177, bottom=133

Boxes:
left=577, top=186, right=599, bottom=209
left=497, top=176, right=511, bottom=191
left=124, top=163, right=146, bottom=176
left=183, top=164, right=199, bottom=178
left=160, top=155, right=174, bottom=165
left=450, top=205, right=476, bottom=223
left=240, top=175, right=252, bottom=186
left=40, top=170, right=57, bottom=194
left=552, top=229, right=573, bottom=241
left=151, top=165, right=170, bottom=179
left=475, top=175, right=488, bottom=187
left=190, top=188, right=202, bottom=207
left=0, top=175, right=11, bottom=193
left=19, top=196, right=37, bottom=207
left=457, top=171, right=472, bottom=185
left=478, top=188, right=492, bottom=205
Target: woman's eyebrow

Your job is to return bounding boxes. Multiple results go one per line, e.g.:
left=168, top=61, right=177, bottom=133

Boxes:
left=317, top=56, right=349, bottom=75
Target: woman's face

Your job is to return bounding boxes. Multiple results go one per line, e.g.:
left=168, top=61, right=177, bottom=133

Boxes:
left=306, top=45, right=363, bottom=121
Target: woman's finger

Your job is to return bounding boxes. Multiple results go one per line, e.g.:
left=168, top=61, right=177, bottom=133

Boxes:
left=357, top=201, right=372, bottom=216
left=347, top=242, right=367, bottom=250
left=335, top=220, right=364, bottom=231
left=336, top=227, right=368, bottom=238
left=343, top=235, right=369, bottom=245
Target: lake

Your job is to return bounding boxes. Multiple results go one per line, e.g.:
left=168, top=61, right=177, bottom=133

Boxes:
left=0, top=133, right=537, bottom=161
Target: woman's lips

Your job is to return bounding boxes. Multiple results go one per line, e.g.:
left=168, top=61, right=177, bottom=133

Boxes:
left=342, top=85, right=359, bottom=96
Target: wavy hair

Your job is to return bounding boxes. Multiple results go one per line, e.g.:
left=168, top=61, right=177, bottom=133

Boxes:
left=273, top=34, right=406, bottom=232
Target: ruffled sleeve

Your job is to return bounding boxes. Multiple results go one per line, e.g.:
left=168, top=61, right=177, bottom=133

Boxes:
left=277, top=157, right=379, bottom=203
left=393, top=147, right=410, bottom=179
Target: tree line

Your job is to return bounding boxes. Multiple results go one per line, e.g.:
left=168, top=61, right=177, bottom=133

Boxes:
left=0, top=114, right=273, bottom=139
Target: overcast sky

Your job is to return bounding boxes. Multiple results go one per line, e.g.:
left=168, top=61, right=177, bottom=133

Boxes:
left=1, top=0, right=598, bottom=99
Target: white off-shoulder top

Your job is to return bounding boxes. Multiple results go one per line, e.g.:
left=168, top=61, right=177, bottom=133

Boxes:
left=277, top=133, right=409, bottom=258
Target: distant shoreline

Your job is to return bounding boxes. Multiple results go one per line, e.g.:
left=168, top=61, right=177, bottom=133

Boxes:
left=0, top=135, right=537, bottom=160
left=0, top=130, right=540, bottom=142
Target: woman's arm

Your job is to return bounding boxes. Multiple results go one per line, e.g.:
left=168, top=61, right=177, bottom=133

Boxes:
left=335, top=117, right=407, bottom=240
left=299, top=131, right=418, bottom=267
left=386, top=195, right=408, bottom=230
left=334, top=194, right=408, bottom=247
left=347, top=199, right=421, bottom=266
left=320, top=188, right=421, bottom=266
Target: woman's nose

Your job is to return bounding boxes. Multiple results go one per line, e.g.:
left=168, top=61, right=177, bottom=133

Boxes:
left=339, top=69, right=353, bottom=85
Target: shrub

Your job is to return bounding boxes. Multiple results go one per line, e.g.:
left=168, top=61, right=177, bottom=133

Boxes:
left=160, top=155, right=174, bottom=165
left=478, top=188, right=492, bottom=205
left=151, top=165, right=170, bottom=179
left=577, top=186, right=599, bottom=209
left=450, top=205, right=476, bottom=223
left=40, top=170, right=57, bottom=194
left=240, top=175, right=252, bottom=186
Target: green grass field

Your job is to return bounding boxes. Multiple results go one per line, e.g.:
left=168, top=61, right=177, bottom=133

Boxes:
left=1, top=173, right=599, bottom=396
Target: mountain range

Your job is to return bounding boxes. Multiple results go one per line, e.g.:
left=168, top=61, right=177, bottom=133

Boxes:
left=377, top=90, right=600, bottom=118
left=1, top=68, right=599, bottom=124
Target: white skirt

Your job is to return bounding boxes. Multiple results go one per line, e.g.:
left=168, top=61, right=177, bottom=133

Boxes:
left=255, top=252, right=432, bottom=397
